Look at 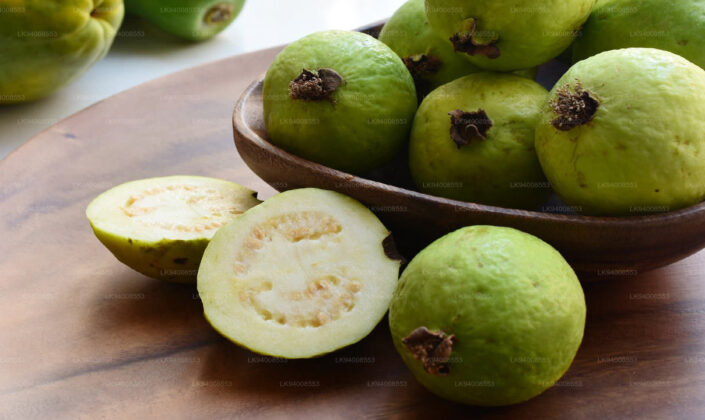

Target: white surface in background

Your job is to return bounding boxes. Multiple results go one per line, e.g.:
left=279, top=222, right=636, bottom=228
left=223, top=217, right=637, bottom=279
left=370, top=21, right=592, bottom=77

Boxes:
left=0, top=0, right=404, bottom=159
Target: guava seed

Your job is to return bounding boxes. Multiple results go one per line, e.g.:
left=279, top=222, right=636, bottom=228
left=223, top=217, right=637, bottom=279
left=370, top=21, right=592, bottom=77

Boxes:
left=450, top=19, right=500, bottom=59
left=550, top=83, right=600, bottom=131
left=448, top=109, right=493, bottom=148
left=402, top=327, right=457, bottom=376
left=289, top=68, right=344, bottom=102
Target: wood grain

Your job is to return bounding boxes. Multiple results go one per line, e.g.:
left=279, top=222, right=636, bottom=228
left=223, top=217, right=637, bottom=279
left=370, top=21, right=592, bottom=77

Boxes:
left=1, top=41, right=705, bottom=419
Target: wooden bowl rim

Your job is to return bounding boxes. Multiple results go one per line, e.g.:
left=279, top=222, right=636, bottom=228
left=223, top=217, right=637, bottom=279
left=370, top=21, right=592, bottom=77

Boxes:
left=233, top=78, right=705, bottom=229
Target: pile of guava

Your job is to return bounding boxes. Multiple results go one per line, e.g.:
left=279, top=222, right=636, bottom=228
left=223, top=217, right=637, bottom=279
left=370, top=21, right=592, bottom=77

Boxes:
left=84, top=0, right=705, bottom=410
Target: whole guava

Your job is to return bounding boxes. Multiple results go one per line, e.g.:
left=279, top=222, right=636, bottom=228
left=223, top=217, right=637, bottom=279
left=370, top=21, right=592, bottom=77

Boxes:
left=409, top=73, right=549, bottom=210
left=535, top=48, right=705, bottom=216
left=263, top=30, right=418, bottom=174
left=425, top=0, right=596, bottom=71
left=0, top=0, right=124, bottom=104
left=389, top=225, right=586, bottom=406
left=573, top=0, right=705, bottom=68
left=379, top=0, right=536, bottom=97
left=125, top=0, right=245, bottom=41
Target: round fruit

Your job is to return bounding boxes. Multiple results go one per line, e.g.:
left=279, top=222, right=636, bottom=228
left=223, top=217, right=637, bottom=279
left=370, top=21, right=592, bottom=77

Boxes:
left=197, top=188, right=401, bottom=358
left=409, top=73, right=549, bottom=209
left=125, top=0, right=246, bottom=41
left=573, top=0, right=705, bottom=69
left=0, top=0, right=124, bottom=104
left=535, top=48, right=705, bottom=215
left=86, top=176, right=260, bottom=283
left=263, top=30, right=418, bottom=174
left=389, top=225, right=586, bottom=406
left=380, top=0, right=537, bottom=98
left=425, top=0, right=596, bottom=71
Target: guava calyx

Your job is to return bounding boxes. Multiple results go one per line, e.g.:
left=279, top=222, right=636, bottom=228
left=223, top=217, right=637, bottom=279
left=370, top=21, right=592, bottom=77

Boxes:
left=205, top=4, right=232, bottom=24
left=402, top=327, right=457, bottom=376
left=289, top=68, right=344, bottom=102
left=383, top=234, right=405, bottom=263
left=450, top=18, right=500, bottom=59
left=403, top=54, right=443, bottom=82
left=550, top=83, right=599, bottom=131
left=448, top=109, right=493, bottom=148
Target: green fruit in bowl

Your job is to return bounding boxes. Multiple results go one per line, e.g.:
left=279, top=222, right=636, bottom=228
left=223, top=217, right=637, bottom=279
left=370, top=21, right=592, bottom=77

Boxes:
left=409, top=73, right=549, bottom=210
left=86, top=176, right=261, bottom=283
left=536, top=48, right=705, bottom=216
left=0, top=0, right=124, bottom=104
left=573, top=0, right=705, bottom=68
left=379, top=0, right=536, bottom=97
left=425, top=0, right=596, bottom=71
left=263, top=30, right=418, bottom=174
left=125, top=0, right=245, bottom=41
left=389, top=225, right=586, bottom=406
left=197, top=188, right=401, bottom=358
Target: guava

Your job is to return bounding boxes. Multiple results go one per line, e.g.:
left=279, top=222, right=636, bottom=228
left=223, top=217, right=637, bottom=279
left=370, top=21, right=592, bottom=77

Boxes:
left=197, top=188, right=400, bottom=358
left=86, top=176, right=260, bottom=283
left=573, top=0, right=705, bottom=69
left=535, top=48, right=705, bottom=216
left=389, top=225, right=586, bottom=406
left=263, top=30, right=418, bottom=174
left=409, top=73, right=549, bottom=210
left=125, top=0, right=245, bottom=41
left=0, top=0, right=124, bottom=104
left=425, top=0, right=596, bottom=71
left=378, top=0, right=536, bottom=97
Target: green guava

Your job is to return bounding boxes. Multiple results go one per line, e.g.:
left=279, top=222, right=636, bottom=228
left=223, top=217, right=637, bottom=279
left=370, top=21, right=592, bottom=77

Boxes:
left=535, top=48, right=705, bottom=216
left=0, top=0, right=124, bottom=104
left=389, top=225, right=586, bottom=406
left=86, top=176, right=260, bottom=283
left=378, top=0, right=536, bottom=97
left=197, top=188, right=400, bottom=358
left=573, top=0, right=705, bottom=68
left=125, top=0, right=245, bottom=41
left=425, top=0, right=596, bottom=71
left=409, top=73, right=549, bottom=210
left=263, top=30, right=418, bottom=174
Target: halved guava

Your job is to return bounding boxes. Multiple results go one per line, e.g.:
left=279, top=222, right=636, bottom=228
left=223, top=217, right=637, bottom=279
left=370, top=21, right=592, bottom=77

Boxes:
left=86, top=176, right=260, bottom=283
left=197, top=188, right=401, bottom=358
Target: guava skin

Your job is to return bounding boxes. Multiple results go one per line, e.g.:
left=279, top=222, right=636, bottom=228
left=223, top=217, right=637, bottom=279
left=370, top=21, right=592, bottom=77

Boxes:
left=535, top=48, right=705, bottom=216
left=263, top=30, right=418, bottom=174
left=0, top=0, right=124, bottom=104
left=425, top=0, right=596, bottom=71
left=409, top=73, right=550, bottom=210
left=125, top=0, right=245, bottom=41
left=389, top=225, right=586, bottom=406
left=573, top=0, right=705, bottom=69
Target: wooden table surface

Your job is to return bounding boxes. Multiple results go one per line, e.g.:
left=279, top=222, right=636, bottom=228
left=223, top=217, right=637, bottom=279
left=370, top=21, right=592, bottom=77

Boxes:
left=1, top=43, right=705, bottom=419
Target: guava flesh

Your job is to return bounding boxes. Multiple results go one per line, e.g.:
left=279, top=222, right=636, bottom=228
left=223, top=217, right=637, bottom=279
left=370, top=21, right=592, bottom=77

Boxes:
left=409, top=73, right=550, bottom=210
left=263, top=30, right=418, bottom=174
left=0, top=0, right=124, bottom=104
left=425, top=0, right=596, bottom=71
left=573, top=0, right=705, bottom=69
left=536, top=48, right=705, bottom=215
left=125, top=0, right=246, bottom=41
left=389, top=226, right=586, bottom=406
left=86, top=176, right=260, bottom=283
left=197, top=188, right=400, bottom=358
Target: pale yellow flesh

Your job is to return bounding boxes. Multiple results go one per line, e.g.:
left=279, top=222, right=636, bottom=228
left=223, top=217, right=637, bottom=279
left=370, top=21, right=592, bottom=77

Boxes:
left=197, top=188, right=400, bottom=358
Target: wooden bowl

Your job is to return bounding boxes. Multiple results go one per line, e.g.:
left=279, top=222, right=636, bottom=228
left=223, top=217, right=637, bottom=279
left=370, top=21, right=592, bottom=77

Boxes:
left=233, top=79, right=705, bottom=276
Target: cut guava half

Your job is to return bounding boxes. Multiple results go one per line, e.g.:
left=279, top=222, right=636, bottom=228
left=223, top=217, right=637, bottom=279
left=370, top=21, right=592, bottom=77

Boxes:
left=86, top=176, right=260, bottom=283
left=197, top=188, right=401, bottom=358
